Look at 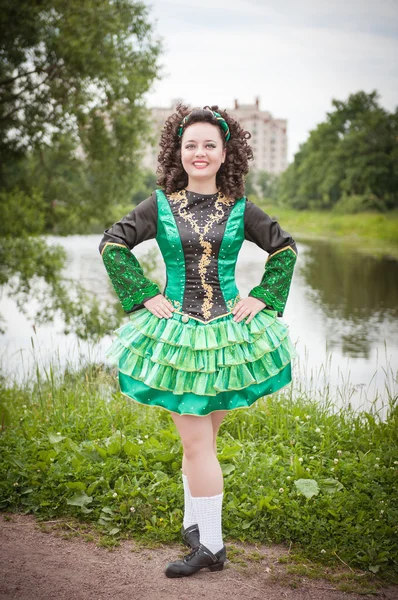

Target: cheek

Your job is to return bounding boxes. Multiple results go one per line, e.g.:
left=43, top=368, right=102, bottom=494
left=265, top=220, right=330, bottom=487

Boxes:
left=181, top=149, right=192, bottom=163
left=216, top=149, right=225, bottom=164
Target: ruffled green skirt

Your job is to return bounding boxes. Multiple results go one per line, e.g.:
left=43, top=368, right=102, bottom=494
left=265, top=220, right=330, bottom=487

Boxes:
left=105, top=308, right=297, bottom=417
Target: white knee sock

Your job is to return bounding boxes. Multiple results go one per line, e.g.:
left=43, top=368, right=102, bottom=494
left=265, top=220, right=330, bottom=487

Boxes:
left=190, top=492, right=224, bottom=555
left=182, top=473, right=197, bottom=529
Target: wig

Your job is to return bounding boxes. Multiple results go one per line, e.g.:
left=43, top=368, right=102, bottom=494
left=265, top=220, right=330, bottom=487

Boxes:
left=156, top=104, right=254, bottom=198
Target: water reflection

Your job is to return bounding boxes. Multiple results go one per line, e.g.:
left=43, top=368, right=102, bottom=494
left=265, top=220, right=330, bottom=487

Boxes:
left=296, top=240, right=398, bottom=359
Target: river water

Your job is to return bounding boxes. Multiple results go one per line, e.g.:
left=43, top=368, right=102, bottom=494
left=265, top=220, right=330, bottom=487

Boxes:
left=1, top=234, right=397, bottom=418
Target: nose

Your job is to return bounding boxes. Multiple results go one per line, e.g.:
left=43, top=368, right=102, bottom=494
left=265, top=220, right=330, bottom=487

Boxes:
left=195, top=146, right=206, bottom=157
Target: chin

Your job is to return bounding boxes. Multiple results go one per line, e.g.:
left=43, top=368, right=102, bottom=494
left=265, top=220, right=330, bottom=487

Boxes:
left=189, top=169, right=217, bottom=179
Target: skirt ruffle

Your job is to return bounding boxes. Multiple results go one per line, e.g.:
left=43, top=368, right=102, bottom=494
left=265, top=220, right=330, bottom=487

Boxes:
left=105, top=307, right=297, bottom=416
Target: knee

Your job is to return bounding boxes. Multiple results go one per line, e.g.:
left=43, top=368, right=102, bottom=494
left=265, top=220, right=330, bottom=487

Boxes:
left=182, top=435, right=213, bottom=460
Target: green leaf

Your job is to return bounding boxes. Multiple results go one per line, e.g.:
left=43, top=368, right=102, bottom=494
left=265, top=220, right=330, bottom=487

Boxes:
left=48, top=432, right=65, bottom=444
left=153, top=470, right=168, bottom=482
left=147, top=436, right=161, bottom=449
left=114, top=476, right=126, bottom=492
left=221, top=464, right=235, bottom=476
left=258, top=496, right=281, bottom=511
left=294, top=478, right=320, bottom=499
left=87, top=478, right=105, bottom=495
left=66, top=491, right=93, bottom=508
left=93, top=444, right=107, bottom=459
left=66, top=482, right=86, bottom=491
left=78, top=447, right=103, bottom=462
left=156, top=452, right=176, bottom=463
left=101, top=507, right=115, bottom=515
left=71, top=456, right=83, bottom=469
left=369, top=565, right=380, bottom=574
left=107, top=439, right=121, bottom=456
left=80, top=505, right=93, bottom=514
left=123, top=440, right=140, bottom=457
left=319, top=478, right=344, bottom=495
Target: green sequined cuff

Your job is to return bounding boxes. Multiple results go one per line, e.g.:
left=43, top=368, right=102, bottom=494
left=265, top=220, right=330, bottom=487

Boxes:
left=101, top=243, right=161, bottom=312
left=249, top=245, right=297, bottom=315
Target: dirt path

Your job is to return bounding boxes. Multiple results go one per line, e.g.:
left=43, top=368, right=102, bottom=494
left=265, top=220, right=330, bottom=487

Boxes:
left=0, top=513, right=396, bottom=600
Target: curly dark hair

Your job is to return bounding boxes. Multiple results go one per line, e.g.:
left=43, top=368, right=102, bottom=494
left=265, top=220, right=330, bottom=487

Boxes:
left=156, top=104, right=254, bottom=198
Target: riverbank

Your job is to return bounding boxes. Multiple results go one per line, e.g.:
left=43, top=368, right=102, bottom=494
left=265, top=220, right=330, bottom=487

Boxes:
left=254, top=200, right=398, bottom=260
left=0, top=361, right=397, bottom=586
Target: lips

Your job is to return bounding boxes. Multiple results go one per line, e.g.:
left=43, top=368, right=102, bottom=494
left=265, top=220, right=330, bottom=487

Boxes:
left=193, top=161, right=209, bottom=169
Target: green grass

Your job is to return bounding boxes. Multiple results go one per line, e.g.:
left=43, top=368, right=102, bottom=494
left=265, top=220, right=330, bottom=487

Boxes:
left=0, top=358, right=397, bottom=583
left=254, top=199, right=398, bottom=259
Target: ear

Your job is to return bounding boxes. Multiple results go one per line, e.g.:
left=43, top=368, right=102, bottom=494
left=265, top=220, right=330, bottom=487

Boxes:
left=221, top=147, right=226, bottom=163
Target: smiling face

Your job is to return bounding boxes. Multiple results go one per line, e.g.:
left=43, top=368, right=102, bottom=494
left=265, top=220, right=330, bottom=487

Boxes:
left=181, top=121, right=226, bottom=189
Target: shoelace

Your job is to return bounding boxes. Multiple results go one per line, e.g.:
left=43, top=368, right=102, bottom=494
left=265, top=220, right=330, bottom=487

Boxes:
left=184, top=546, right=201, bottom=561
left=184, top=545, right=215, bottom=562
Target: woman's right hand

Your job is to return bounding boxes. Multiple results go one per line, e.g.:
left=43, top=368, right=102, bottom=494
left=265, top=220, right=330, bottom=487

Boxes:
left=143, top=294, right=175, bottom=319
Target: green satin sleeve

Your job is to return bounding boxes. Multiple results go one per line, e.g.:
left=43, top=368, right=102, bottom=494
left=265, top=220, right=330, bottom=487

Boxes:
left=101, top=243, right=161, bottom=313
left=99, top=192, right=161, bottom=313
left=248, top=245, right=297, bottom=315
left=244, top=199, right=298, bottom=316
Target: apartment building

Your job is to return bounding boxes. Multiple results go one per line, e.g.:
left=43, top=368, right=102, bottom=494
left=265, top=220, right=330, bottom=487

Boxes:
left=141, top=97, right=288, bottom=174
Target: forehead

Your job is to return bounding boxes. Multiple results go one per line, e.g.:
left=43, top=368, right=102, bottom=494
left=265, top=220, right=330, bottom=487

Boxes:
left=182, top=121, right=223, bottom=142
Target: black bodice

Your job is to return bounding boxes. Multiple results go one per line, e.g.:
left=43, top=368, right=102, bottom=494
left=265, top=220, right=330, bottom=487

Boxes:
left=99, top=188, right=298, bottom=320
left=167, top=189, right=236, bottom=321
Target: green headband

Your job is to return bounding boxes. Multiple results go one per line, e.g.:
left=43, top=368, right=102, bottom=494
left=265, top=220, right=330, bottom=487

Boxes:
left=177, top=108, right=231, bottom=142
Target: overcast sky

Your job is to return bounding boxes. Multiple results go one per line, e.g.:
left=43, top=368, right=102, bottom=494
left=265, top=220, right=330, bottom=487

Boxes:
left=144, top=0, right=398, bottom=162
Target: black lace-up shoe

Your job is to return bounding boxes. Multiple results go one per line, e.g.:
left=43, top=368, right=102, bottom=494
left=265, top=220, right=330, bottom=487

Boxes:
left=181, top=524, right=200, bottom=549
left=165, top=543, right=227, bottom=578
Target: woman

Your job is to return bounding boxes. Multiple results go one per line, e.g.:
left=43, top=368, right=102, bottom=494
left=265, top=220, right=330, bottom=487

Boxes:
left=99, top=104, right=298, bottom=577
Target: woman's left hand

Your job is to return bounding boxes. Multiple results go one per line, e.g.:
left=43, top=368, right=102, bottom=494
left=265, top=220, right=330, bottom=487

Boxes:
left=232, top=297, right=266, bottom=324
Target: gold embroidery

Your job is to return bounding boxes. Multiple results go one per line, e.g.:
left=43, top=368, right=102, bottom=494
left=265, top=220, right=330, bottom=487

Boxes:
left=165, top=297, right=182, bottom=311
left=226, top=295, right=241, bottom=311
left=168, top=189, right=234, bottom=320
left=166, top=294, right=241, bottom=323
left=100, top=241, right=128, bottom=256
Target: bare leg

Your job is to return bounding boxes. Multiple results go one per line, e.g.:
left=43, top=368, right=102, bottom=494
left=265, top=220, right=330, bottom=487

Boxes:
left=171, top=413, right=223, bottom=497
left=181, top=410, right=229, bottom=475
left=211, top=410, right=229, bottom=455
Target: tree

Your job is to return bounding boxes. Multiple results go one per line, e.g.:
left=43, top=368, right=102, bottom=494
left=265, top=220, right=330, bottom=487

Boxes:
left=278, top=91, right=398, bottom=211
left=0, top=0, right=162, bottom=337
left=1, top=0, right=162, bottom=226
left=256, top=170, right=280, bottom=202
left=244, top=170, right=257, bottom=198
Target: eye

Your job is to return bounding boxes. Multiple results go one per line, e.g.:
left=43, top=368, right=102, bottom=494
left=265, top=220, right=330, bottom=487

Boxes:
left=206, top=144, right=216, bottom=148
left=185, top=144, right=195, bottom=149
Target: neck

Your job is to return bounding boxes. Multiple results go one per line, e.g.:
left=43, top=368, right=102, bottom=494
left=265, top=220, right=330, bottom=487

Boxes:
left=186, top=177, right=218, bottom=195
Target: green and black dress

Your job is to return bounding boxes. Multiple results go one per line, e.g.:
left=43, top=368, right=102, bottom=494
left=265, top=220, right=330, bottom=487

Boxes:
left=99, top=188, right=298, bottom=416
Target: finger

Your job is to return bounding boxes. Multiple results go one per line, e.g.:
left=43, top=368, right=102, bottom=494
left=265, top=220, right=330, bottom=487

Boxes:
left=160, top=299, right=174, bottom=317
left=155, top=301, right=173, bottom=317
left=232, top=301, right=244, bottom=314
left=162, top=302, right=175, bottom=316
left=233, top=308, right=250, bottom=322
left=155, top=306, right=172, bottom=319
left=162, top=298, right=175, bottom=311
left=245, top=310, right=257, bottom=324
left=234, top=305, right=250, bottom=319
left=150, top=308, right=162, bottom=318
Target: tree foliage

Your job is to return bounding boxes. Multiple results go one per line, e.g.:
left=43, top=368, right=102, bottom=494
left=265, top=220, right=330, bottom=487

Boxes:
left=278, top=91, right=398, bottom=212
left=244, top=170, right=280, bottom=201
left=0, top=0, right=162, bottom=337
left=1, top=0, right=162, bottom=227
